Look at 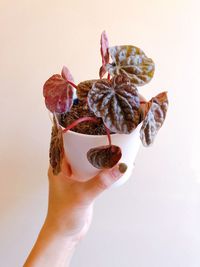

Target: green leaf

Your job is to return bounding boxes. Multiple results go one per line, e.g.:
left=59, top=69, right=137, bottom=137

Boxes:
left=107, top=45, right=155, bottom=86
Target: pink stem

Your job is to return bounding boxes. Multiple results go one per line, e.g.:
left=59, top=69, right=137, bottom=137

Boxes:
left=66, top=80, right=78, bottom=90
left=104, top=124, right=112, bottom=146
left=107, top=73, right=110, bottom=80
left=63, top=117, right=98, bottom=133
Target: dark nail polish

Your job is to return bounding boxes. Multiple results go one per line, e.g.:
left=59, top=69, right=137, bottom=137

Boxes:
left=118, top=163, right=128, bottom=173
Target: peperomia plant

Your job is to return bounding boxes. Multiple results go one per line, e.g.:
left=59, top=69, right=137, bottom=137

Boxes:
left=43, top=31, right=168, bottom=173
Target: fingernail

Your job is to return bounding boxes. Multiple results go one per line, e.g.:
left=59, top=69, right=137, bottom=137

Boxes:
left=111, top=163, right=128, bottom=178
left=118, top=163, right=128, bottom=173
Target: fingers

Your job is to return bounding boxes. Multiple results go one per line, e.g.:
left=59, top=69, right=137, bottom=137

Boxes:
left=83, top=163, right=127, bottom=201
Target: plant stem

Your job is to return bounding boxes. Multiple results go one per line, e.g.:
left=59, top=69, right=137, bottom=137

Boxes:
left=63, top=116, right=112, bottom=148
left=107, top=73, right=110, bottom=80
left=63, top=117, right=98, bottom=133
left=66, top=80, right=78, bottom=90
left=104, top=124, right=112, bottom=146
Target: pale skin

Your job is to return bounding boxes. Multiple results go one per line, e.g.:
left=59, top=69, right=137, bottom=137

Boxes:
left=23, top=155, right=127, bottom=267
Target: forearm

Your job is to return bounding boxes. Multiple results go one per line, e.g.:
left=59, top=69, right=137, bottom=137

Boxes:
left=23, top=160, right=125, bottom=266
left=23, top=219, right=78, bottom=267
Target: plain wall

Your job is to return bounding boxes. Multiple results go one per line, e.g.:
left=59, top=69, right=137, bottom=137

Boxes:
left=0, top=0, right=200, bottom=266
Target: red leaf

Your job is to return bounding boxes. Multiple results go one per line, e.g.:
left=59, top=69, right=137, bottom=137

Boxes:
left=87, top=145, right=122, bottom=169
left=43, top=74, right=73, bottom=113
left=61, top=65, right=74, bottom=82
left=99, top=31, right=109, bottom=79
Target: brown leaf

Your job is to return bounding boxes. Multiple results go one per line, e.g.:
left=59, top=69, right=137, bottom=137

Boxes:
left=77, top=80, right=98, bottom=101
left=107, top=45, right=155, bottom=86
left=87, top=145, right=122, bottom=169
left=99, top=65, right=107, bottom=80
left=140, top=92, right=168, bottom=146
left=49, top=115, right=64, bottom=175
left=88, top=75, right=141, bottom=134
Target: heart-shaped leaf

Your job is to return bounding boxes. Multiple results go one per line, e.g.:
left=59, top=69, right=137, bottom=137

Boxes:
left=88, top=75, right=141, bottom=134
left=140, top=92, right=168, bottom=146
left=99, top=31, right=109, bottom=79
left=61, top=65, right=74, bottom=82
left=87, top=145, right=122, bottom=169
left=107, top=45, right=155, bottom=86
left=77, top=80, right=98, bottom=101
left=43, top=74, right=73, bottom=113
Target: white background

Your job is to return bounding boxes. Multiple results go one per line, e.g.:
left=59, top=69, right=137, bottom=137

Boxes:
left=0, top=1, right=200, bottom=266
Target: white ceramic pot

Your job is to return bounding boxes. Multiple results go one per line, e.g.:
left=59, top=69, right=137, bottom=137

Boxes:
left=62, top=122, right=142, bottom=187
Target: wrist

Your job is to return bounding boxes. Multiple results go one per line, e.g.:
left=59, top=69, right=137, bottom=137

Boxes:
left=23, top=219, right=78, bottom=267
left=44, top=202, right=94, bottom=243
left=42, top=217, right=81, bottom=245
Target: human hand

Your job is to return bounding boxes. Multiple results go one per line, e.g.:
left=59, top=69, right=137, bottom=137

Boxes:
left=46, top=155, right=127, bottom=243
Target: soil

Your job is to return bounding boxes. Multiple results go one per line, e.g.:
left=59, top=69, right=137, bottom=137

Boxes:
left=57, top=99, right=108, bottom=135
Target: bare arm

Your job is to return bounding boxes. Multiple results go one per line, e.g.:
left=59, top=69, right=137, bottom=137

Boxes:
left=23, top=156, right=127, bottom=267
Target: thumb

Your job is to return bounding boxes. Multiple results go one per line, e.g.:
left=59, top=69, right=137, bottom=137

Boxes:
left=83, top=163, right=128, bottom=201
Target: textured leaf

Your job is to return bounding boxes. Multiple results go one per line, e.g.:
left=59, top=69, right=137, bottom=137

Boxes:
left=61, top=65, right=74, bottom=82
left=77, top=80, right=98, bottom=101
left=43, top=74, right=73, bottom=113
left=49, top=115, right=64, bottom=175
left=87, top=145, right=122, bottom=169
left=107, top=45, right=155, bottom=86
left=88, top=75, right=140, bottom=134
left=99, top=66, right=107, bottom=80
left=140, top=92, right=168, bottom=146
left=99, top=31, right=109, bottom=79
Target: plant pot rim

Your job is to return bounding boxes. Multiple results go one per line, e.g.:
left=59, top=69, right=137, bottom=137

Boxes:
left=60, top=122, right=142, bottom=139
left=60, top=123, right=114, bottom=138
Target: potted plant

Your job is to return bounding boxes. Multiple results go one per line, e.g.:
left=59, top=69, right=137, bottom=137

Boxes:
left=43, top=31, right=168, bottom=186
